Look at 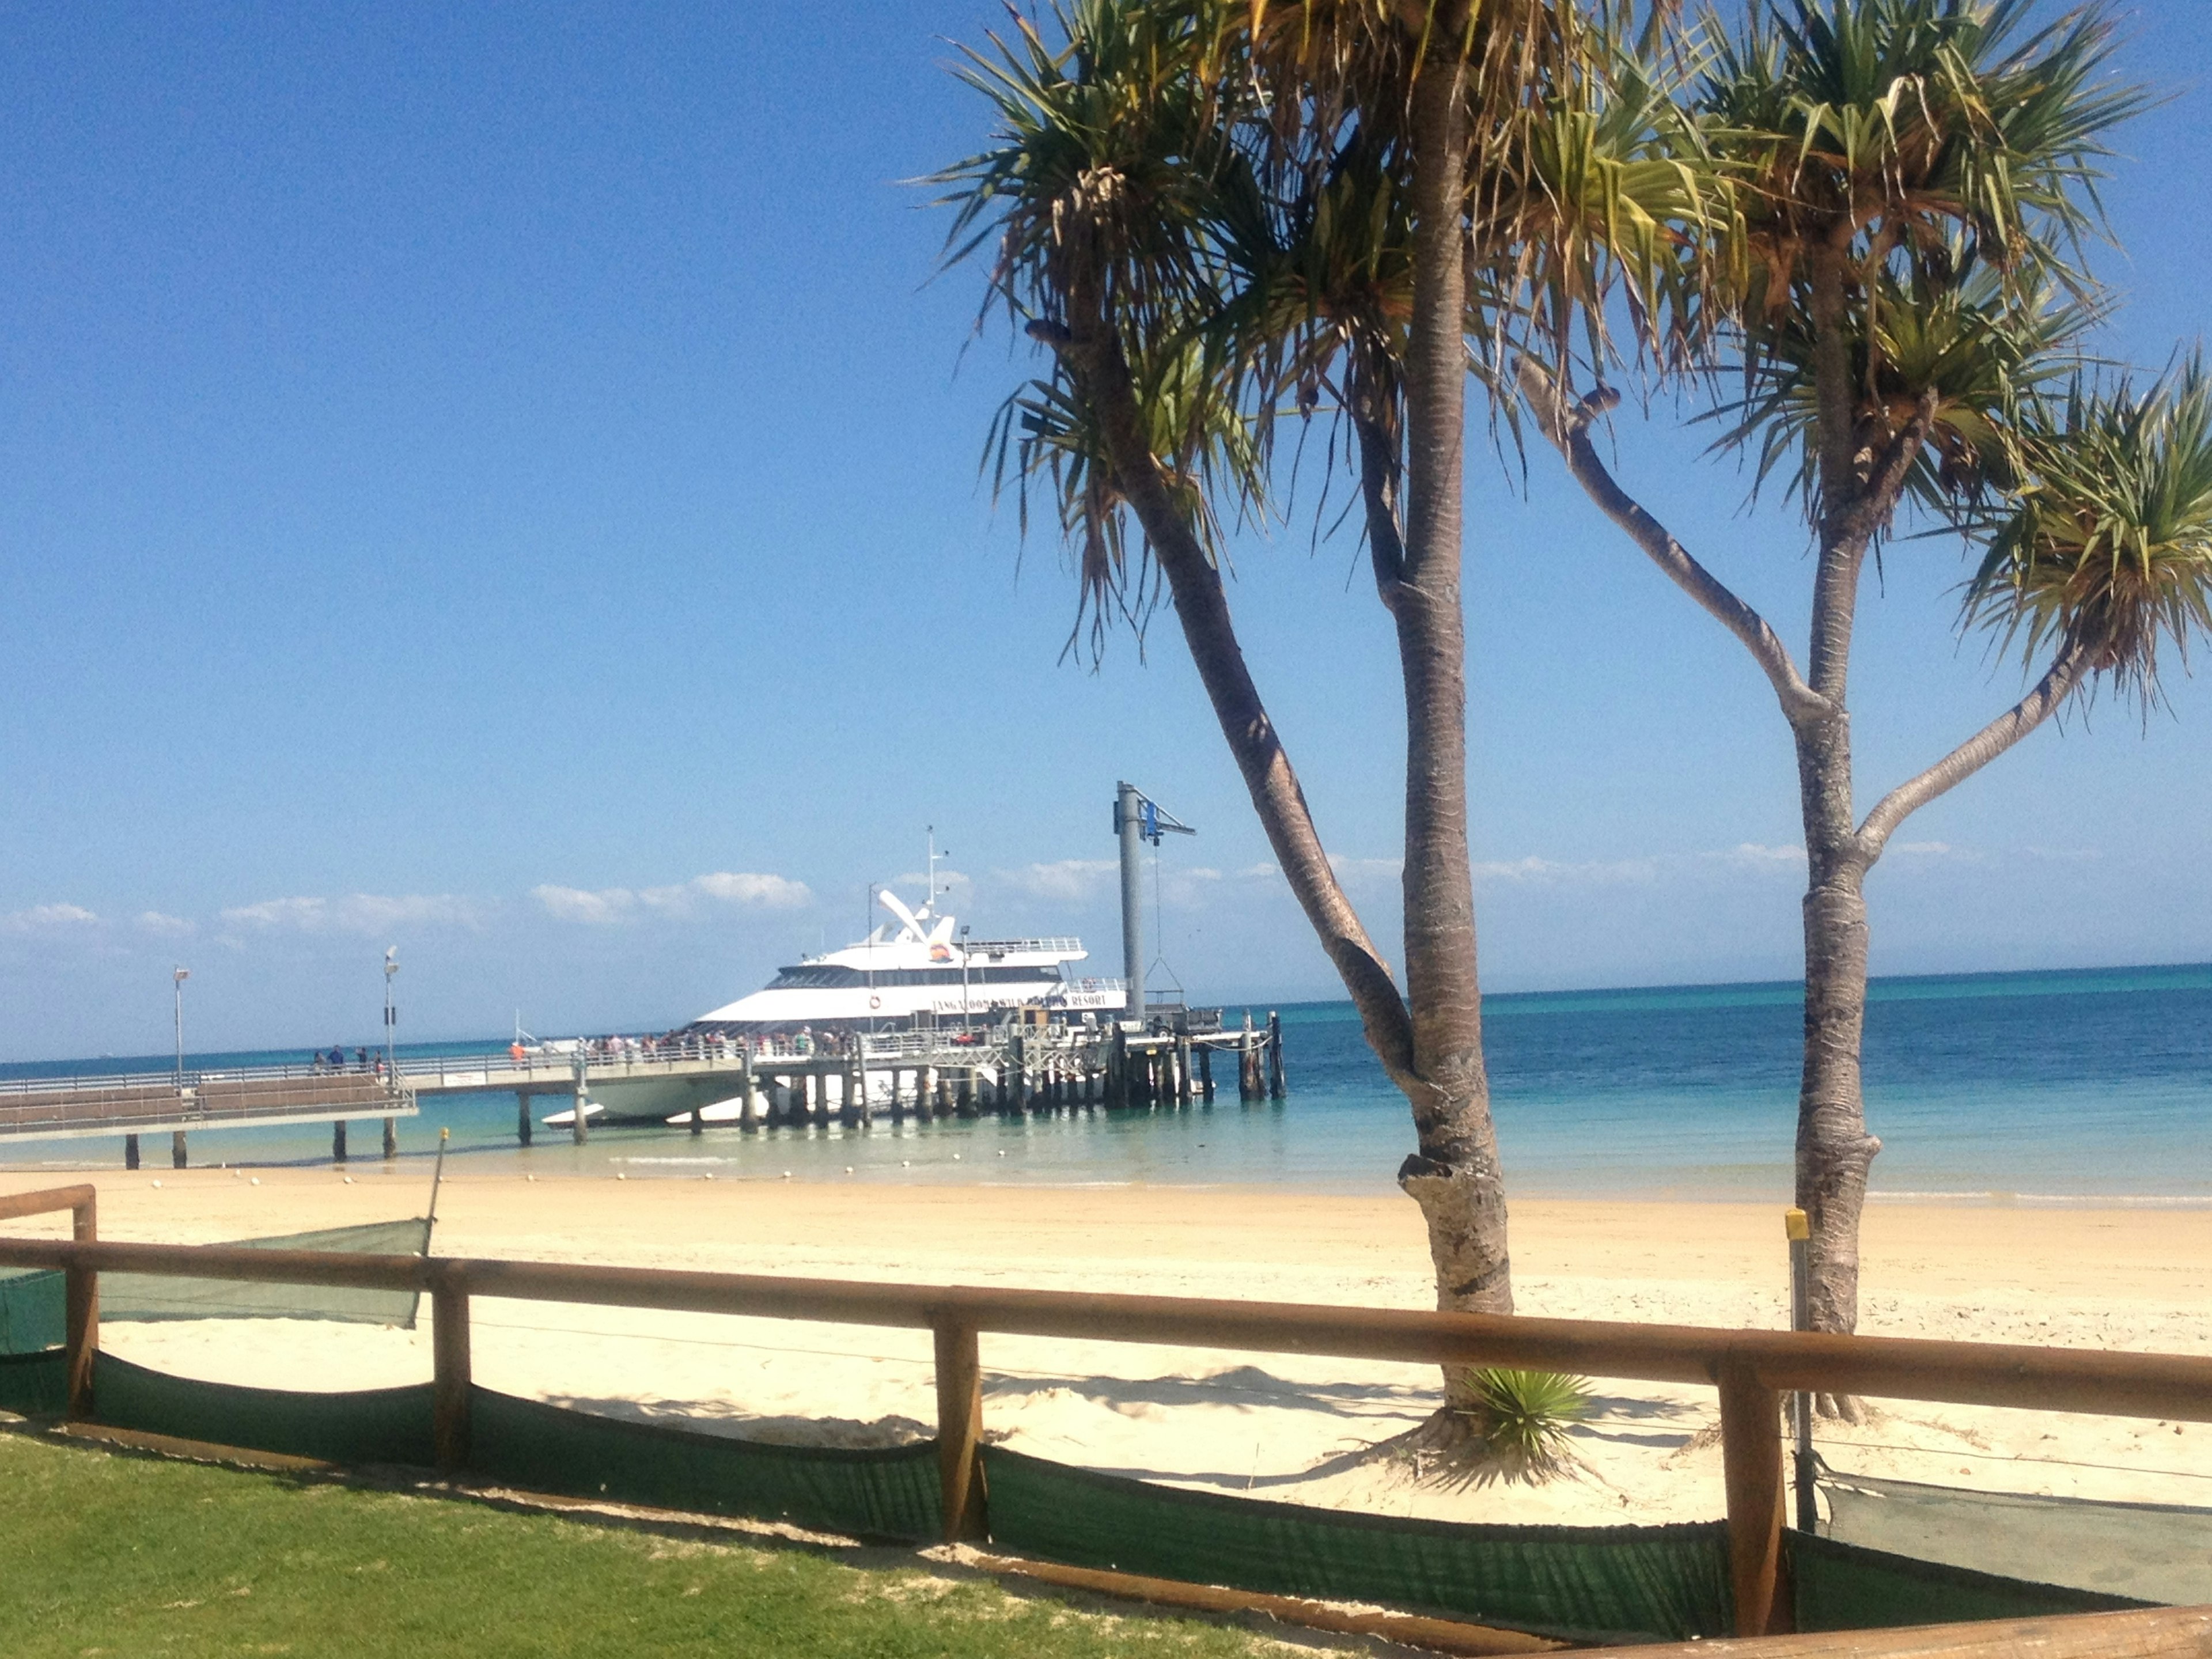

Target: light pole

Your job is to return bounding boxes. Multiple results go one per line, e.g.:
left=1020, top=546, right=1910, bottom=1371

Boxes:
left=383, top=948, right=399, bottom=1077
left=381, top=947, right=400, bottom=1159
left=960, top=925, right=971, bottom=1029
left=172, top=967, right=190, bottom=1086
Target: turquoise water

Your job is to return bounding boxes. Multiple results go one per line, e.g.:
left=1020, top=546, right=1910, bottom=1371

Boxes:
left=4, top=963, right=2208, bottom=1202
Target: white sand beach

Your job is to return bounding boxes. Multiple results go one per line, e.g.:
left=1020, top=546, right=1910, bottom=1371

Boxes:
left=6, top=1169, right=2210, bottom=1527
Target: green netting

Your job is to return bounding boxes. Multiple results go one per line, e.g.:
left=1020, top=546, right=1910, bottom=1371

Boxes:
left=106, top=1218, right=429, bottom=1328
left=1790, top=1531, right=2154, bottom=1633
left=469, top=1388, right=942, bottom=1542
left=1821, top=1465, right=2212, bottom=1607
left=0, top=1219, right=427, bottom=1355
left=979, top=1445, right=1733, bottom=1645
left=91, top=1351, right=437, bottom=1466
left=0, top=1349, right=66, bottom=1416
left=0, top=1269, right=63, bottom=1355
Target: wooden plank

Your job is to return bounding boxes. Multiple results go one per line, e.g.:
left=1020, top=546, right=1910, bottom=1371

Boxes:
left=1719, top=1361, right=1787, bottom=1637
left=933, top=1317, right=986, bottom=1543
left=2, top=1239, right=2211, bottom=1427
left=964, top=1551, right=1565, bottom=1656
left=63, top=1187, right=98, bottom=1421
left=1590, top=1604, right=2212, bottom=1657
left=50, top=1421, right=336, bottom=1474
left=431, top=1266, right=472, bottom=1471
left=0, top=1184, right=97, bottom=1224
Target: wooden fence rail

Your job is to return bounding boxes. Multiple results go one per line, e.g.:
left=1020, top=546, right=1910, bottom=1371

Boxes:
left=5, top=1187, right=2211, bottom=1653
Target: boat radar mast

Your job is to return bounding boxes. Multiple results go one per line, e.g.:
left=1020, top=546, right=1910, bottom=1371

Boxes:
left=1113, top=782, right=1194, bottom=1020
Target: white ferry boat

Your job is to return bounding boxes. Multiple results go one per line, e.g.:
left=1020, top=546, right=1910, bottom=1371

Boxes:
left=685, top=889, right=1126, bottom=1035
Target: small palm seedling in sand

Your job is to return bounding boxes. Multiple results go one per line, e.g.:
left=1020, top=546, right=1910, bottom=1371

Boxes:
left=1465, top=1369, right=1593, bottom=1482
left=1370, top=1368, right=1594, bottom=1488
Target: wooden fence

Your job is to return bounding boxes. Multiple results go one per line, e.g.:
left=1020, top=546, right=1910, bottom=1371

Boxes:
left=3, top=1184, right=2210, bottom=1655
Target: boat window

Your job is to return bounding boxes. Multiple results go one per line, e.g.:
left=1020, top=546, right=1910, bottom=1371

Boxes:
left=767, top=966, right=866, bottom=989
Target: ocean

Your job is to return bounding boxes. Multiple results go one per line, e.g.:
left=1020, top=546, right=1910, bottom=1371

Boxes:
left=5, top=963, right=2208, bottom=1203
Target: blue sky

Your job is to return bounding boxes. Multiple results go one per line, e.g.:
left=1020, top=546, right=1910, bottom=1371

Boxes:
left=2, top=1, right=2208, bottom=1060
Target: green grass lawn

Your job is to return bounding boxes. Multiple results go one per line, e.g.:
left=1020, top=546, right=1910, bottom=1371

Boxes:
left=0, top=1431, right=1290, bottom=1659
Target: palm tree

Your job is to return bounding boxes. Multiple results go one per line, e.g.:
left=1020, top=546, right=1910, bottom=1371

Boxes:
left=1520, top=0, right=2178, bottom=1360
left=937, top=0, right=1715, bottom=1404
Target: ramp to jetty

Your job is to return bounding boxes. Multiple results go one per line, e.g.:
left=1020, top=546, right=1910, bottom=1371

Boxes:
left=0, top=1069, right=413, bottom=1143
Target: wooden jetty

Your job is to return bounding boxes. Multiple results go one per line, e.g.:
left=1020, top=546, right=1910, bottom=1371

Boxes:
left=685, top=1014, right=1287, bottom=1136
left=0, top=1012, right=1286, bottom=1162
left=0, top=1065, right=415, bottom=1170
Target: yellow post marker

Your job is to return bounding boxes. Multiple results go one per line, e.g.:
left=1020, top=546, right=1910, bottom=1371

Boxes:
left=1785, top=1207, right=1815, bottom=1532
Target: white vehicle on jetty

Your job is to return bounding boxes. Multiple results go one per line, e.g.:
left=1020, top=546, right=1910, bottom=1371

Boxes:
left=685, top=889, right=1125, bottom=1035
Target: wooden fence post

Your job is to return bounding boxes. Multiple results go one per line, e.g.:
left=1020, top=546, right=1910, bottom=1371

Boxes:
left=1719, top=1357, right=1788, bottom=1637
left=63, top=1191, right=98, bottom=1421
left=933, top=1316, right=986, bottom=1543
left=431, top=1264, right=472, bottom=1472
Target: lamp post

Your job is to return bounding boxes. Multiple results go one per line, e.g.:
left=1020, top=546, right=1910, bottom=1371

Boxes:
left=382, top=947, right=400, bottom=1159
left=383, top=948, right=399, bottom=1077
left=172, top=967, right=190, bottom=1086
left=960, top=925, right=971, bottom=1029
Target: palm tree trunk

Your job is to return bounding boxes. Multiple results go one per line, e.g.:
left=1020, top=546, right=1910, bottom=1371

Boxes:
left=1395, top=37, right=1513, bottom=1349
left=1792, top=717, right=1879, bottom=1359
left=1793, top=241, right=1881, bottom=1359
left=1043, top=281, right=1418, bottom=1084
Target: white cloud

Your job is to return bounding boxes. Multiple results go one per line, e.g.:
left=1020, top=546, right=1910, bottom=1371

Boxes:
left=1721, top=843, right=1808, bottom=869
left=533, top=871, right=812, bottom=926
left=994, top=859, right=1119, bottom=902
left=1, top=902, right=100, bottom=934
left=219, top=893, right=482, bottom=935
left=686, top=872, right=811, bottom=909
left=1234, top=861, right=1280, bottom=881
left=1473, top=855, right=1659, bottom=886
left=135, top=911, right=194, bottom=935
left=532, top=884, right=634, bottom=925
left=1890, top=841, right=1951, bottom=857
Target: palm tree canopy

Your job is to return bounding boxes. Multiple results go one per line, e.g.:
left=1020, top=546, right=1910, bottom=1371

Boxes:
left=1681, top=0, right=2149, bottom=541
left=931, top=0, right=1268, bottom=646
left=1966, top=359, right=2212, bottom=710
left=1709, top=252, right=2104, bottom=513
left=935, top=0, right=1728, bottom=643
left=1698, top=0, right=2146, bottom=308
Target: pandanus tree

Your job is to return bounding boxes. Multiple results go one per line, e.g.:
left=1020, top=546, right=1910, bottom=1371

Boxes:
left=1519, top=0, right=2211, bottom=1361
left=935, top=0, right=1703, bottom=1416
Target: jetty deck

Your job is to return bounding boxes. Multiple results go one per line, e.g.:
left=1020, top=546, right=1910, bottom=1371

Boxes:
left=0, top=1014, right=1286, bottom=1160
left=0, top=1068, right=412, bottom=1143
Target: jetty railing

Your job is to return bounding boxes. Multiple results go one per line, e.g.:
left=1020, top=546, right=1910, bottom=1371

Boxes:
left=4, top=1187, right=2211, bottom=1649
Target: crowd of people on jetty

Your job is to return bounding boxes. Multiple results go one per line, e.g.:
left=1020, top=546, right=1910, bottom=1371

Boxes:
left=496, top=1028, right=860, bottom=1066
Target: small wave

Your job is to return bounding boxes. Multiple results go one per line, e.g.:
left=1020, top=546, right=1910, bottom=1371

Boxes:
left=616, top=1157, right=734, bottom=1166
left=1870, top=1189, right=2212, bottom=1209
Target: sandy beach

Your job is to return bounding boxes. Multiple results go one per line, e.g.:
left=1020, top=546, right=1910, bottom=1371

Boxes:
left=6, top=1168, right=2210, bottom=1527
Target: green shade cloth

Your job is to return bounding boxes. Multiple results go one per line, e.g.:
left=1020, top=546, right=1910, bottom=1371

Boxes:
left=469, top=1389, right=943, bottom=1542
left=1821, top=1466, right=2212, bottom=1607
left=979, top=1445, right=1734, bottom=1645
left=92, top=1351, right=438, bottom=1466
left=0, top=1349, right=66, bottom=1416
left=0, top=1219, right=429, bottom=1356
left=103, top=1218, right=429, bottom=1328
left=0, top=1270, right=63, bottom=1356
left=1790, top=1531, right=2154, bottom=1632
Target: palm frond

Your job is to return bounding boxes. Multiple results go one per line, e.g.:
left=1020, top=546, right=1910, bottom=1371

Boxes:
left=1964, top=357, right=2212, bottom=710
